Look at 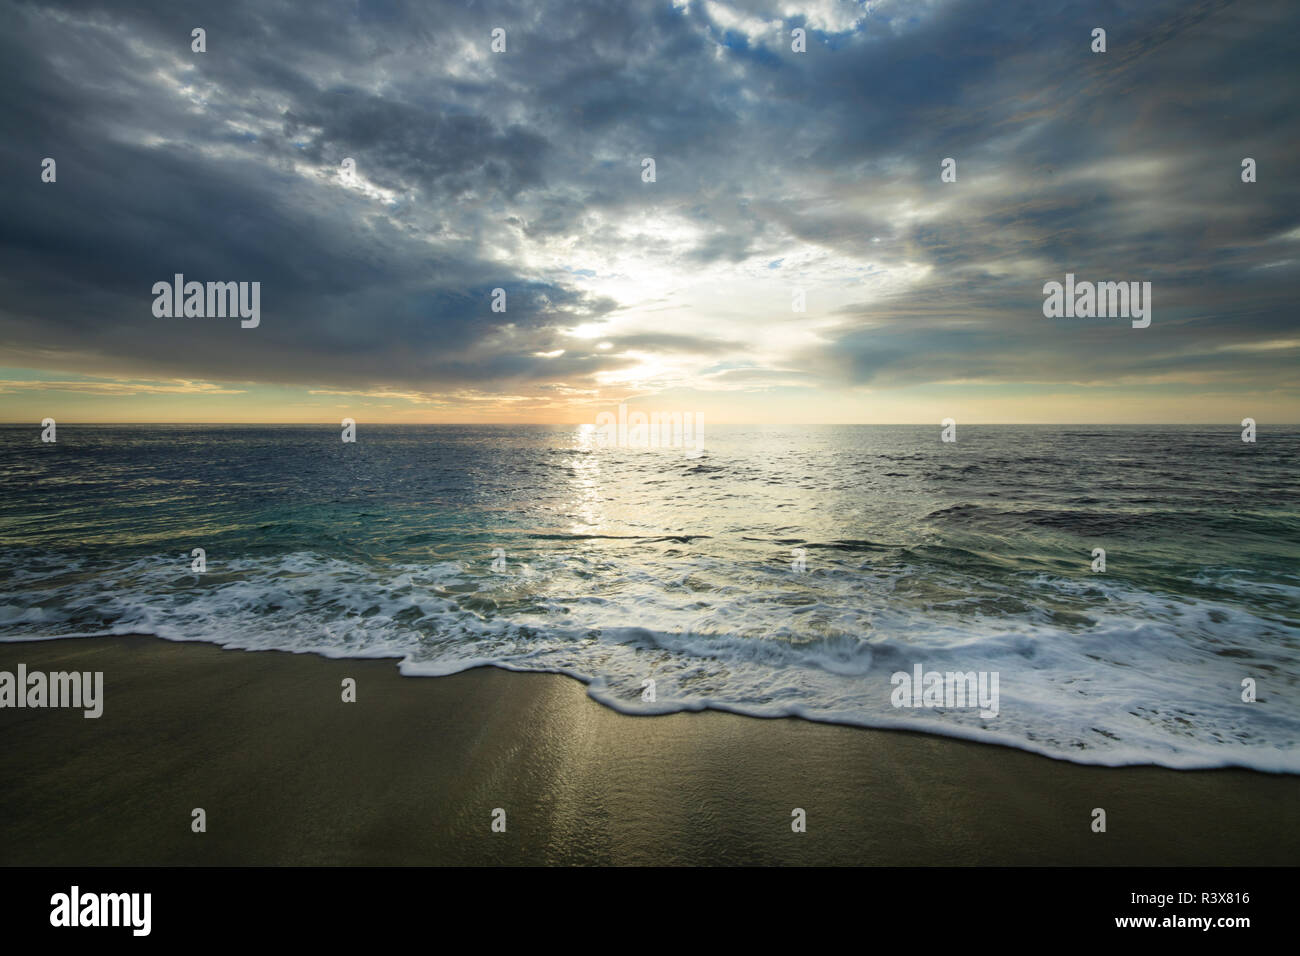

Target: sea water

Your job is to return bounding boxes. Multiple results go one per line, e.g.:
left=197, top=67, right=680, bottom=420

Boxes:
left=1, top=423, right=1296, bottom=771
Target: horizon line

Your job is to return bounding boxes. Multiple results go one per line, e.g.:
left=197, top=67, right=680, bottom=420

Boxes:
left=4, top=421, right=1294, bottom=427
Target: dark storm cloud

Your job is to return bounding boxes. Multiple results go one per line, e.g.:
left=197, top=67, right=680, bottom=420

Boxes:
left=0, top=0, right=1297, bottom=400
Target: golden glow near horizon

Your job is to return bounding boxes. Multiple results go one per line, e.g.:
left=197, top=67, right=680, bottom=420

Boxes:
left=2, top=372, right=1297, bottom=424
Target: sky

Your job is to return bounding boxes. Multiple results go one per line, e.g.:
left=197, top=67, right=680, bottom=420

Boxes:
left=1, top=0, right=1297, bottom=424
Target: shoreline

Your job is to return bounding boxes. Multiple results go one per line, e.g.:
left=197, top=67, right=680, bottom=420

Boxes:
left=2, top=635, right=1297, bottom=865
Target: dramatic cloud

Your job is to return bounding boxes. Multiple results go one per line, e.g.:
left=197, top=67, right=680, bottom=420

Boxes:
left=1, top=0, right=1296, bottom=420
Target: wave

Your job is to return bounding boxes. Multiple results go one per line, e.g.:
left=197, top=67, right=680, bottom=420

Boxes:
left=2, top=548, right=1297, bottom=773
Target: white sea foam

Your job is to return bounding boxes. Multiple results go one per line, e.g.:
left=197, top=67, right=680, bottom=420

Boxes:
left=3, top=548, right=1298, bottom=772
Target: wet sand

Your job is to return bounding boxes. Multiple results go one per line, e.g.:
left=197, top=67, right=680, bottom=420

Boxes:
left=1, top=635, right=1296, bottom=865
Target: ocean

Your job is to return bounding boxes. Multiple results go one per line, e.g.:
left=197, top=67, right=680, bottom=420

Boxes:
left=1, top=423, right=1296, bottom=771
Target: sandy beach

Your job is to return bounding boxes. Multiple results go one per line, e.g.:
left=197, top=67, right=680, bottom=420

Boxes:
left=1, top=635, right=1296, bottom=866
